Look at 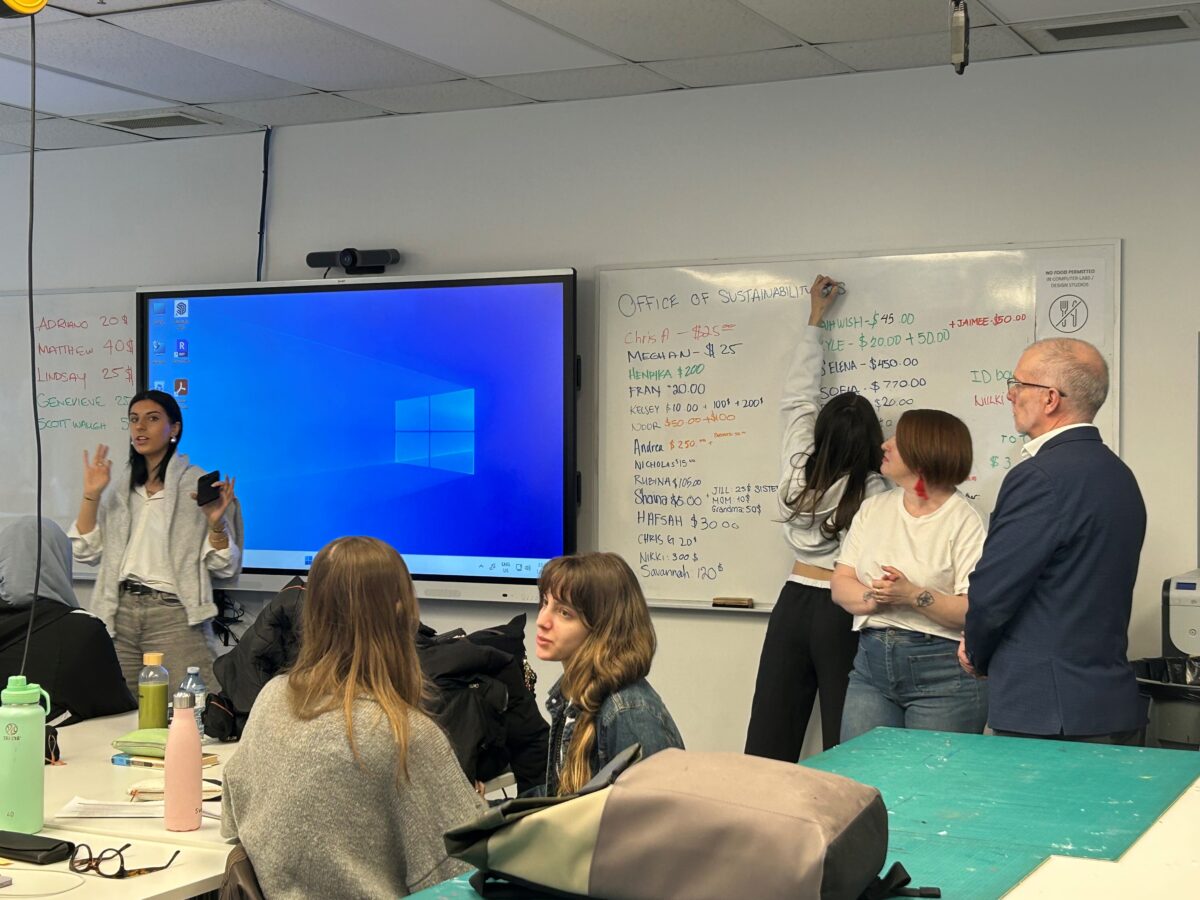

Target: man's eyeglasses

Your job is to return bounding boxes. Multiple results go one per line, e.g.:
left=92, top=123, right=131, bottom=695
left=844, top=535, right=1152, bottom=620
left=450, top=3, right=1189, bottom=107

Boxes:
left=69, top=843, right=180, bottom=879
left=1005, top=378, right=1068, bottom=398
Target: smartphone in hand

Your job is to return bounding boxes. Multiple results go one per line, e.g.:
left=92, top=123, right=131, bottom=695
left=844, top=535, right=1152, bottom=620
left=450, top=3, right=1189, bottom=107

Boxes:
left=196, top=470, right=221, bottom=506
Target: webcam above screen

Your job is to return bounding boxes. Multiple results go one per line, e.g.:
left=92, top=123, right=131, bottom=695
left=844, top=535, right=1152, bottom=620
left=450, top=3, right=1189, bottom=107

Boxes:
left=138, top=270, right=577, bottom=602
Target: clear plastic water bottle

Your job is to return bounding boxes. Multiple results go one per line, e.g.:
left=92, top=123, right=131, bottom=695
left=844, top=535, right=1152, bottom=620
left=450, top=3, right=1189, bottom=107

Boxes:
left=179, top=666, right=207, bottom=739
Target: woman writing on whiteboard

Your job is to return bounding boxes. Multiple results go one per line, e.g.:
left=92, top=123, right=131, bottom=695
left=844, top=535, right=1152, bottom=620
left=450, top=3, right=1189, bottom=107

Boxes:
left=745, top=274, right=888, bottom=760
left=831, top=409, right=988, bottom=739
left=70, top=389, right=242, bottom=693
left=535, top=552, right=683, bottom=795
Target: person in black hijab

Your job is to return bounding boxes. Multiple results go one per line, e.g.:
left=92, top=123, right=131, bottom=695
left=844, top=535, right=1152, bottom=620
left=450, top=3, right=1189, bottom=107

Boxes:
left=0, top=517, right=134, bottom=725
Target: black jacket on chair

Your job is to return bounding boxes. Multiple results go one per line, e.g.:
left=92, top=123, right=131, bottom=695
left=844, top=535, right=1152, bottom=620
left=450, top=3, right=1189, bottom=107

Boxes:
left=212, top=580, right=549, bottom=793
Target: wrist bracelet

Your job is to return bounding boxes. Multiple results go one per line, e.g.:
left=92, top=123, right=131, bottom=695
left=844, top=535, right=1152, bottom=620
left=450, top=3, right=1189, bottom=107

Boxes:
left=83, top=495, right=99, bottom=502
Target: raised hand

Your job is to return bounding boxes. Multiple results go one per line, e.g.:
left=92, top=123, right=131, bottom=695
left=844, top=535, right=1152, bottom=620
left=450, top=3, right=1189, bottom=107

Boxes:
left=808, top=274, right=842, bottom=326
left=82, top=444, right=112, bottom=499
left=204, top=476, right=237, bottom=527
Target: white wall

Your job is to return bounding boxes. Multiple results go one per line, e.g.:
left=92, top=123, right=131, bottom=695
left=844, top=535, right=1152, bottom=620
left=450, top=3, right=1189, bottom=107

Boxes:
left=4, top=41, right=1197, bottom=754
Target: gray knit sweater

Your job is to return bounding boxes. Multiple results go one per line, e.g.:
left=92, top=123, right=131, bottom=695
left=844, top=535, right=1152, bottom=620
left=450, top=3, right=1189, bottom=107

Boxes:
left=221, top=677, right=484, bottom=899
left=74, top=452, right=244, bottom=629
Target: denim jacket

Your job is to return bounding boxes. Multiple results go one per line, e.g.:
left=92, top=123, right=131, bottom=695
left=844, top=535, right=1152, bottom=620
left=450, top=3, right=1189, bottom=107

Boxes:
left=542, top=676, right=683, bottom=796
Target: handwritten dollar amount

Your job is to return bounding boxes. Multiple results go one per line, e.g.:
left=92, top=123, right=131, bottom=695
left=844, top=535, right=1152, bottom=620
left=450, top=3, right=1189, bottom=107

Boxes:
left=867, top=378, right=926, bottom=392
left=859, top=330, right=950, bottom=349
left=989, top=456, right=1013, bottom=469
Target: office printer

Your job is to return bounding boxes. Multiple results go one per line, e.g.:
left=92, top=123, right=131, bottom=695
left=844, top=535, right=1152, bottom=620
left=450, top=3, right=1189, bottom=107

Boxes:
left=1162, top=569, right=1200, bottom=656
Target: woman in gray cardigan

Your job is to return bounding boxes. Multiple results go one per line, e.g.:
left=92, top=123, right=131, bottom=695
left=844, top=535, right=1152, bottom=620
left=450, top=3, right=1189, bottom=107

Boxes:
left=70, top=389, right=242, bottom=693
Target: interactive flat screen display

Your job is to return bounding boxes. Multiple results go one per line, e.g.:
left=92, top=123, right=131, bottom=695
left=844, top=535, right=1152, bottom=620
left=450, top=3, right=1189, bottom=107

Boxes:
left=139, top=271, right=576, bottom=585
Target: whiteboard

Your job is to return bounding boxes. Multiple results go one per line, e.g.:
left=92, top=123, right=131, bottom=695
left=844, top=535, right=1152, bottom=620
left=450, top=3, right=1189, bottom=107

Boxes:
left=0, top=289, right=137, bottom=531
left=596, top=242, right=1120, bottom=609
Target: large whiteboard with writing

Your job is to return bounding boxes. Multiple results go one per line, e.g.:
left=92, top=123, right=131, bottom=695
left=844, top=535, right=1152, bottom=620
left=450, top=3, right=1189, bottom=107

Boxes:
left=0, top=290, right=137, bottom=530
left=596, top=242, right=1120, bottom=608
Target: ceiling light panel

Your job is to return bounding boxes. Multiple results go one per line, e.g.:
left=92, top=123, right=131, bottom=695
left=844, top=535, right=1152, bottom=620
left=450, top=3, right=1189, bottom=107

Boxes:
left=0, top=55, right=165, bottom=116
left=645, top=46, right=850, bottom=88
left=823, top=25, right=1034, bottom=72
left=739, top=0, right=997, bottom=44
left=487, top=64, right=678, bottom=101
left=0, top=117, right=148, bottom=150
left=0, top=19, right=307, bottom=104
left=500, top=0, right=798, bottom=61
left=985, top=1, right=1178, bottom=23
left=105, top=0, right=460, bottom=91
left=340, top=80, right=530, bottom=115
left=276, top=0, right=620, bottom=77
left=201, top=92, right=388, bottom=127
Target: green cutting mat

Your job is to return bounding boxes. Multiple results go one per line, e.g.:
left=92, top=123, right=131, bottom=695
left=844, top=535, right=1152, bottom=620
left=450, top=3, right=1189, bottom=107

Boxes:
left=414, top=728, right=1200, bottom=899
left=804, top=727, right=1200, bottom=898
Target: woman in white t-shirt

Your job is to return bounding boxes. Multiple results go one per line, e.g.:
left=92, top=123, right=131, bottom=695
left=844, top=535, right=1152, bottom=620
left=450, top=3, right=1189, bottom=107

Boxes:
left=831, top=409, right=988, bottom=740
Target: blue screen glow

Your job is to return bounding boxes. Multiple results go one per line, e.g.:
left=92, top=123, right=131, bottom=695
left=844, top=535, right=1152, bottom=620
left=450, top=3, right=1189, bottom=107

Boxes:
left=142, top=275, right=574, bottom=581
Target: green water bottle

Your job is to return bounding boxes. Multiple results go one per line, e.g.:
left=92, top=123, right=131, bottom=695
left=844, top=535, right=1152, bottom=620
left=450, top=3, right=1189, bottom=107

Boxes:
left=0, top=675, right=51, bottom=834
left=138, top=652, right=170, bottom=729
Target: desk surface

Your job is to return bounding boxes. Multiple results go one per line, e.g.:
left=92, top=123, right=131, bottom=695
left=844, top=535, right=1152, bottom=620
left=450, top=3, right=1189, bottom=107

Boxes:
left=412, top=728, right=1200, bottom=900
left=0, top=711, right=235, bottom=899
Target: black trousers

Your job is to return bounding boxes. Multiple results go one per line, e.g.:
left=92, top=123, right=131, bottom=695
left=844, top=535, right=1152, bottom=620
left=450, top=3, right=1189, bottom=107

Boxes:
left=745, top=580, right=859, bottom=759
left=992, top=727, right=1143, bottom=747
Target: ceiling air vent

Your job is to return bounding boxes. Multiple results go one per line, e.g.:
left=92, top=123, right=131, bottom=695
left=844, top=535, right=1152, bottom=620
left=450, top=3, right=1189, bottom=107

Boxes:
left=98, top=113, right=212, bottom=130
left=1014, top=7, right=1200, bottom=53
left=1046, top=15, right=1188, bottom=41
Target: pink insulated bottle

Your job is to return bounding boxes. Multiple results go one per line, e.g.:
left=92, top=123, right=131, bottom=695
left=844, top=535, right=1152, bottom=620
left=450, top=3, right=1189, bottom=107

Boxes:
left=164, top=690, right=202, bottom=831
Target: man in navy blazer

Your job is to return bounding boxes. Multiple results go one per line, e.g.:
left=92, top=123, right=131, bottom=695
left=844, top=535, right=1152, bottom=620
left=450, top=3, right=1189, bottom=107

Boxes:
left=960, top=338, right=1146, bottom=744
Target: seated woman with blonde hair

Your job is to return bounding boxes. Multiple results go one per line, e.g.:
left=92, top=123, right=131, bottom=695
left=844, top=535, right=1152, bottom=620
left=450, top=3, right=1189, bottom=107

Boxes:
left=535, top=551, right=683, bottom=795
left=222, top=536, right=484, bottom=899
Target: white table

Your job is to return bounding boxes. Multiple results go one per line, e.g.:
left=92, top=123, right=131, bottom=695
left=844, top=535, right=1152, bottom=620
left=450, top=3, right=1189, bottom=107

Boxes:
left=0, top=711, right=239, bottom=899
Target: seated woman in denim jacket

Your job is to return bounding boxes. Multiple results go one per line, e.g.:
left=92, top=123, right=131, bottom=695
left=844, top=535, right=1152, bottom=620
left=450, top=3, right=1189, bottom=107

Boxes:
left=535, top=552, right=683, bottom=796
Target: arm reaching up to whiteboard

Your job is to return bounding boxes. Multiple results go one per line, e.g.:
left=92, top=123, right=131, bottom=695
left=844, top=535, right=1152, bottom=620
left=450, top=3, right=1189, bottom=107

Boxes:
left=744, top=275, right=889, bottom=760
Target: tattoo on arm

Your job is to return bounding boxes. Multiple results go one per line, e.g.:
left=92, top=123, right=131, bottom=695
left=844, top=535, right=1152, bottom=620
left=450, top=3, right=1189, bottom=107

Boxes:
left=915, top=590, right=934, bottom=608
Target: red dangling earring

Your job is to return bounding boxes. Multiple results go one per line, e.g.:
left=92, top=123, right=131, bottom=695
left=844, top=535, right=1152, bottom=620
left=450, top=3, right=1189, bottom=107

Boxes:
left=914, top=476, right=928, bottom=500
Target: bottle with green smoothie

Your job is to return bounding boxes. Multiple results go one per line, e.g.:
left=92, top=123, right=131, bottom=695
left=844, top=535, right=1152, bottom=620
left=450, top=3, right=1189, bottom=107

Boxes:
left=138, top=651, right=169, bottom=729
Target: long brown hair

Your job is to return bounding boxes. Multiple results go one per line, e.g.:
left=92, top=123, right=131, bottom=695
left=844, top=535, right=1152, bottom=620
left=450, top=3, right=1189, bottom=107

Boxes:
left=538, top=552, right=655, bottom=794
left=287, top=536, right=427, bottom=778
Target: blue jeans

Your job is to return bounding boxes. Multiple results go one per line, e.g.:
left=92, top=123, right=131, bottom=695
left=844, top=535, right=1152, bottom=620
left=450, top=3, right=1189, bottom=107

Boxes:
left=840, top=628, right=988, bottom=741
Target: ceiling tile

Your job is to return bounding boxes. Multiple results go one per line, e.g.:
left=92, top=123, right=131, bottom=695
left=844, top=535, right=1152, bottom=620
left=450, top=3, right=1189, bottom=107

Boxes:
left=0, top=116, right=148, bottom=149
left=0, top=6, right=78, bottom=28
left=201, top=92, right=388, bottom=127
left=105, top=0, right=460, bottom=91
left=645, top=46, right=851, bottom=87
left=0, top=18, right=308, bottom=104
left=986, top=1, right=1176, bottom=23
left=740, top=0, right=996, bottom=43
left=823, top=25, right=1035, bottom=72
left=77, top=104, right=264, bottom=139
left=52, top=0, right=194, bottom=12
left=0, top=56, right=166, bottom=116
left=501, top=0, right=798, bottom=61
left=276, top=0, right=620, bottom=77
left=0, top=101, right=49, bottom=124
left=340, top=80, right=530, bottom=114
left=487, top=63, right=679, bottom=101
